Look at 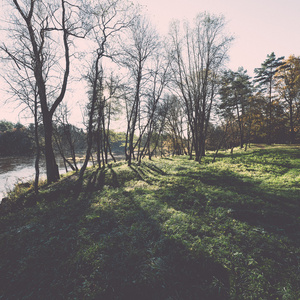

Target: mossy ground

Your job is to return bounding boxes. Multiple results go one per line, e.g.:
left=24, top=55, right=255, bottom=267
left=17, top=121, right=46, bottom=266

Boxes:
left=1, top=144, right=299, bottom=299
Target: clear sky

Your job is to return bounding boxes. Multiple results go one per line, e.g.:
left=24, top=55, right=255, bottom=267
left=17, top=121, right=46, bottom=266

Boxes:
left=134, top=0, right=300, bottom=74
left=0, top=0, right=300, bottom=125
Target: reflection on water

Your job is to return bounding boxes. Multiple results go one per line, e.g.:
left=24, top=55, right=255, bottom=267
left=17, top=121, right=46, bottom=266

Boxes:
left=0, top=156, right=71, bottom=199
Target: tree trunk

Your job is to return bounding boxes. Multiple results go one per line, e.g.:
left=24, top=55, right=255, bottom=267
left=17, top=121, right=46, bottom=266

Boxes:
left=106, top=103, right=116, bottom=162
left=44, top=115, right=60, bottom=183
left=34, top=97, right=40, bottom=194
left=289, top=103, right=295, bottom=144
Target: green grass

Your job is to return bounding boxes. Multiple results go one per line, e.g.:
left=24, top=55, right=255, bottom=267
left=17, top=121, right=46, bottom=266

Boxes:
left=0, top=144, right=299, bottom=299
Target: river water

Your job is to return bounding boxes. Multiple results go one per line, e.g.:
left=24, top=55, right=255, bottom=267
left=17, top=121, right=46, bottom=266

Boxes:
left=0, top=156, right=75, bottom=200
left=0, top=154, right=124, bottom=200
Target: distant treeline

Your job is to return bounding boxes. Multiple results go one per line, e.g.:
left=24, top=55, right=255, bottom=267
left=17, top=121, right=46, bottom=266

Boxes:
left=0, top=120, right=85, bottom=157
left=0, top=120, right=126, bottom=157
left=0, top=121, right=34, bottom=156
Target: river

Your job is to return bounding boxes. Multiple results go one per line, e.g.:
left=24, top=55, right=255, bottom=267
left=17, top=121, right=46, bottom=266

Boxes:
left=0, top=154, right=124, bottom=200
left=0, top=155, right=77, bottom=200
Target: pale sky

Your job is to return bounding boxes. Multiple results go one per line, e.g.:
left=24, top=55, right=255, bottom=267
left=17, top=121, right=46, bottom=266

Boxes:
left=0, top=0, right=300, bottom=125
left=135, top=0, right=300, bottom=74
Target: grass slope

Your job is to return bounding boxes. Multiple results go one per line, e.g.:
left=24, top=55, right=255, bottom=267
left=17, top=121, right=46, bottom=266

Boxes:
left=0, top=145, right=299, bottom=299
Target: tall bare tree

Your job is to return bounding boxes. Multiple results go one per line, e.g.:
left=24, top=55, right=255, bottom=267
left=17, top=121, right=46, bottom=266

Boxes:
left=169, top=13, right=233, bottom=162
left=79, top=0, right=133, bottom=179
left=118, top=16, right=160, bottom=166
left=1, top=0, right=86, bottom=183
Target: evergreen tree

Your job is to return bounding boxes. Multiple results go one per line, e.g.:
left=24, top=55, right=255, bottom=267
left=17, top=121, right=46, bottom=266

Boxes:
left=254, top=52, right=284, bottom=144
left=219, top=67, right=253, bottom=148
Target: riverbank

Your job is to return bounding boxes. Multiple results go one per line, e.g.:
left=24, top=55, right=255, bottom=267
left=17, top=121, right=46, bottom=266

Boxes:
left=0, top=153, right=125, bottom=200
left=1, top=145, right=299, bottom=299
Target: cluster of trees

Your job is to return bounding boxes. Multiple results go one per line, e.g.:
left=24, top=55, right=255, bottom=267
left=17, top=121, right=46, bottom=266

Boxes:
left=0, top=120, right=86, bottom=157
left=0, top=121, right=34, bottom=156
left=218, top=53, right=300, bottom=150
left=0, top=0, right=299, bottom=189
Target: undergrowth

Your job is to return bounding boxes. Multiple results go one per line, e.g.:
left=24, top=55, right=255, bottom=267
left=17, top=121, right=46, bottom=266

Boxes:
left=0, top=144, right=299, bottom=299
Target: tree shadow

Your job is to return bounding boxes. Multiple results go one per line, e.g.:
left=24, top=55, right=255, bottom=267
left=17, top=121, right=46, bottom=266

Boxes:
left=109, top=166, right=120, bottom=188
left=142, top=161, right=167, bottom=175
left=129, top=163, right=165, bottom=185
left=179, top=168, right=300, bottom=241
left=40, top=164, right=229, bottom=299
left=74, top=184, right=230, bottom=299
left=129, top=165, right=145, bottom=181
left=4, top=155, right=299, bottom=299
left=224, top=148, right=299, bottom=171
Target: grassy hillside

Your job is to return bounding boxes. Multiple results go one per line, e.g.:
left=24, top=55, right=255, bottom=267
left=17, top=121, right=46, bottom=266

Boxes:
left=1, top=145, right=299, bottom=299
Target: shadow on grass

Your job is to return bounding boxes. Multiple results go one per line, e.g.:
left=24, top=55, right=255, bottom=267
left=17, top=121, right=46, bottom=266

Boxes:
left=2, top=150, right=299, bottom=299
left=174, top=167, right=300, bottom=241
left=129, top=163, right=166, bottom=185
left=74, top=185, right=230, bottom=300
left=0, top=189, right=92, bottom=299
left=0, top=164, right=230, bottom=300
left=129, top=165, right=145, bottom=181
left=84, top=167, right=106, bottom=193
left=222, top=148, right=299, bottom=171
left=110, top=166, right=120, bottom=188
left=142, top=161, right=167, bottom=175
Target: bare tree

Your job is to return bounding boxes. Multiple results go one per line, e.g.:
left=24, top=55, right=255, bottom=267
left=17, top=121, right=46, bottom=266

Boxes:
left=1, top=0, right=86, bottom=183
left=53, top=104, right=80, bottom=172
left=169, top=13, right=233, bottom=162
left=163, top=95, right=187, bottom=156
left=79, top=0, right=133, bottom=179
left=134, top=51, right=170, bottom=163
left=118, top=16, right=160, bottom=166
left=2, top=66, right=41, bottom=193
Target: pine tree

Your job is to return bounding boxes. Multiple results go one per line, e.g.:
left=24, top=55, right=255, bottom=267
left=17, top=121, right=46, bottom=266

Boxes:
left=254, top=52, right=284, bottom=144
left=219, top=67, right=253, bottom=148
